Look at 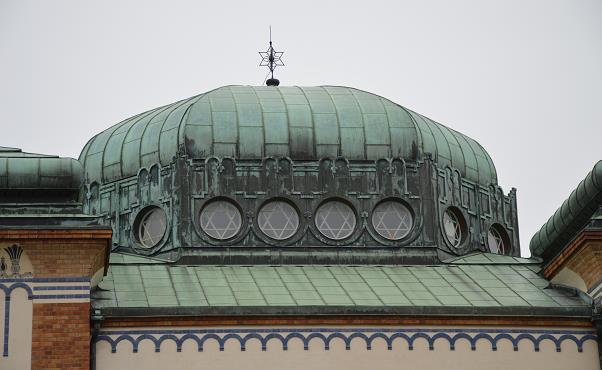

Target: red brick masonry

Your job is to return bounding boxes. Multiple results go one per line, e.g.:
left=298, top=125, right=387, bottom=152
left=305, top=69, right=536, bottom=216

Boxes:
left=1, top=228, right=111, bottom=370
left=31, top=303, right=91, bottom=370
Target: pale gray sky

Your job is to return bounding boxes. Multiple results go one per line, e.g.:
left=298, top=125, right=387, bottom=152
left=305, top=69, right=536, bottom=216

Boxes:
left=1, top=0, right=601, bottom=256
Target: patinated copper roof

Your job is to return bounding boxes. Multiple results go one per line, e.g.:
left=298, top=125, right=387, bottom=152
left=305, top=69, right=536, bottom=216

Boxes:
left=0, top=146, right=82, bottom=190
left=93, top=252, right=589, bottom=316
left=530, top=160, right=602, bottom=260
left=80, top=86, right=497, bottom=186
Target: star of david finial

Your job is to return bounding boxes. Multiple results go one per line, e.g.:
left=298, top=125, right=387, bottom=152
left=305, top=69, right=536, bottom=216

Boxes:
left=259, top=26, right=284, bottom=86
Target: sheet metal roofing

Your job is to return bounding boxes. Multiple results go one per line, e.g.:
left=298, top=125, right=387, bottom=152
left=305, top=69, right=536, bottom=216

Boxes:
left=0, top=146, right=83, bottom=190
left=442, top=252, right=541, bottom=265
left=93, top=254, right=587, bottom=314
left=530, top=161, right=602, bottom=260
left=80, top=86, right=497, bottom=186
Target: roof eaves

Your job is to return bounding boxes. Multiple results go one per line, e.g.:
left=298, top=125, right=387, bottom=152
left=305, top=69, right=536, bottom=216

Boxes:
left=95, top=304, right=592, bottom=319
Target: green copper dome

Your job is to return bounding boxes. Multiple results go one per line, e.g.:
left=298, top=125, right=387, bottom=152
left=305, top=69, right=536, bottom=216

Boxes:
left=80, top=86, right=496, bottom=186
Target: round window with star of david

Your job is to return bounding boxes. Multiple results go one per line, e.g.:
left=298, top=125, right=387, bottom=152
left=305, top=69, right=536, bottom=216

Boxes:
left=258, top=200, right=300, bottom=240
left=487, top=224, right=511, bottom=255
left=135, top=206, right=167, bottom=248
left=442, top=207, right=466, bottom=248
left=200, top=200, right=242, bottom=240
left=315, top=200, right=356, bottom=240
left=371, top=200, right=413, bottom=240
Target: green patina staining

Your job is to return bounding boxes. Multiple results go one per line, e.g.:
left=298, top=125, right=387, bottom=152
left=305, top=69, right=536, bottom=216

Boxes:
left=79, top=86, right=497, bottom=187
left=530, top=161, right=602, bottom=260
left=76, top=86, right=520, bottom=257
left=6, top=85, right=569, bottom=316
left=0, top=147, right=83, bottom=190
left=95, top=252, right=588, bottom=310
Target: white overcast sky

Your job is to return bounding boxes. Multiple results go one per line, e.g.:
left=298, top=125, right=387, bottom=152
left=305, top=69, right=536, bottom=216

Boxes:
left=1, top=0, right=601, bottom=256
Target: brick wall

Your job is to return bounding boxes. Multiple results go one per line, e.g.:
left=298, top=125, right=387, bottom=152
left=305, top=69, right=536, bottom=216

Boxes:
left=0, top=228, right=111, bottom=370
left=31, top=303, right=90, bottom=370
left=0, top=230, right=111, bottom=278
left=23, top=239, right=107, bottom=278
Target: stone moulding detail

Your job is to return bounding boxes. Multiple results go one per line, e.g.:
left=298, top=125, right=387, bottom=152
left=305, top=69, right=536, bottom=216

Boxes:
left=94, top=328, right=597, bottom=354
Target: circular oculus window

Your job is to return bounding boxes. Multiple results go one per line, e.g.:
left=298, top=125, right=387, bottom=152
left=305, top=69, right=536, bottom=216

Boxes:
left=487, top=225, right=510, bottom=255
left=136, top=207, right=167, bottom=248
left=442, top=208, right=465, bottom=248
left=200, top=200, right=242, bottom=240
left=258, top=201, right=299, bottom=240
left=372, top=201, right=413, bottom=240
left=315, top=201, right=356, bottom=240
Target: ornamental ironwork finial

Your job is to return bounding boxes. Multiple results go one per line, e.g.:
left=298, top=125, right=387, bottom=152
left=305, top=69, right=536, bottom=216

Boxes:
left=259, top=26, right=284, bottom=86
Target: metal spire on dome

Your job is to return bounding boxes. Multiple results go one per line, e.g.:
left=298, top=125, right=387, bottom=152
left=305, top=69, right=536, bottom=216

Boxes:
left=259, top=26, right=284, bottom=86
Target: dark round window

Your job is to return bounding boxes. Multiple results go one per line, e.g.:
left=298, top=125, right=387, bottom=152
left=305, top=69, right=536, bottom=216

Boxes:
left=442, top=207, right=466, bottom=248
left=200, top=200, right=242, bottom=240
left=258, top=200, right=299, bottom=240
left=315, top=200, right=356, bottom=240
left=135, top=207, right=167, bottom=248
left=371, top=200, right=413, bottom=240
left=487, top=224, right=511, bottom=255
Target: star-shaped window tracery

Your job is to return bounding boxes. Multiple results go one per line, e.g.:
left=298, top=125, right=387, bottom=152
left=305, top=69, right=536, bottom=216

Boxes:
left=258, top=201, right=299, bottom=240
left=487, top=226, right=508, bottom=255
left=315, top=201, right=356, bottom=240
left=200, top=200, right=242, bottom=240
left=372, top=201, right=413, bottom=240
left=443, top=209, right=463, bottom=248
left=138, top=207, right=167, bottom=248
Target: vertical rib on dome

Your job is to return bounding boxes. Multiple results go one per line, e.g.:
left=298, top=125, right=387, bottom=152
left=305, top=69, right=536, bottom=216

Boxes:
left=79, top=85, right=497, bottom=187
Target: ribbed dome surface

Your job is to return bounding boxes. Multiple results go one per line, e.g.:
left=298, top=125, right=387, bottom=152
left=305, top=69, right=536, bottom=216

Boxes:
left=80, top=86, right=496, bottom=185
left=1, top=146, right=82, bottom=190
left=529, top=160, right=602, bottom=259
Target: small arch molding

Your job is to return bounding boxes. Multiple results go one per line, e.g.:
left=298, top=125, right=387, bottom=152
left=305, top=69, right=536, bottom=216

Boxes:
left=95, top=328, right=597, bottom=354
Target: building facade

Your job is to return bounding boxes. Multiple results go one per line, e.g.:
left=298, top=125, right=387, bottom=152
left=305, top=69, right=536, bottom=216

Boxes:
left=0, top=85, right=600, bottom=369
